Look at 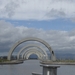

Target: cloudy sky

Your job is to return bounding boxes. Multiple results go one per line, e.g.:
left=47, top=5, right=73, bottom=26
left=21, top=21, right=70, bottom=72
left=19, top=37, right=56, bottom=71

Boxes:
left=0, top=0, right=75, bottom=53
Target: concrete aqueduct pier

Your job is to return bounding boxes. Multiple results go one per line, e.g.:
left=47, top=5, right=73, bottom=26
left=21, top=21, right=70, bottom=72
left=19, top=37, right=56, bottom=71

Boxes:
left=7, top=37, right=56, bottom=61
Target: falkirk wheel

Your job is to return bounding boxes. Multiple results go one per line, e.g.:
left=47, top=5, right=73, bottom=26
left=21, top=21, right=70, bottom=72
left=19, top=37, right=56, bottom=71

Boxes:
left=23, top=48, right=45, bottom=60
left=17, top=44, right=48, bottom=60
left=7, top=37, right=56, bottom=61
left=21, top=48, right=47, bottom=60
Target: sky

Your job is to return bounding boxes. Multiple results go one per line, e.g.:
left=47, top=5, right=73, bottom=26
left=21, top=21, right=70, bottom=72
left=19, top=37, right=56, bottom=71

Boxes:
left=0, top=0, right=75, bottom=54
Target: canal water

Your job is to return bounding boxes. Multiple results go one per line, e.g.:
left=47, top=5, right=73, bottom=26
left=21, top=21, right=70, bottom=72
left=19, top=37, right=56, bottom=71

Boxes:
left=0, top=60, right=75, bottom=75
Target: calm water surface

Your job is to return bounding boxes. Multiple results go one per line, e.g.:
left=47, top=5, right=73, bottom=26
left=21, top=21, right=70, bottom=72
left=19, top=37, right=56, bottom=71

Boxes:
left=0, top=60, right=75, bottom=75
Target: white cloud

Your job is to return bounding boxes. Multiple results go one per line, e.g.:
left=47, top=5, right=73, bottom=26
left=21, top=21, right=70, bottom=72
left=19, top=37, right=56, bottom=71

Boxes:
left=0, top=0, right=75, bottom=20
left=0, top=20, right=75, bottom=52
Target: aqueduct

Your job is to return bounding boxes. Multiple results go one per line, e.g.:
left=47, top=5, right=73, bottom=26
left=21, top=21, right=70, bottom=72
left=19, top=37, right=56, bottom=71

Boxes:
left=23, top=48, right=45, bottom=60
left=22, top=48, right=47, bottom=60
left=7, top=37, right=56, bottom=61
left=17, top=44, right=48, bottom=60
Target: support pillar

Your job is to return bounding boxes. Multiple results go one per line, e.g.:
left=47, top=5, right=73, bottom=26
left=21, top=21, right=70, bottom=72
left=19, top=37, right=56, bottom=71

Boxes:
left=41, top=65, right=60, bottom=75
